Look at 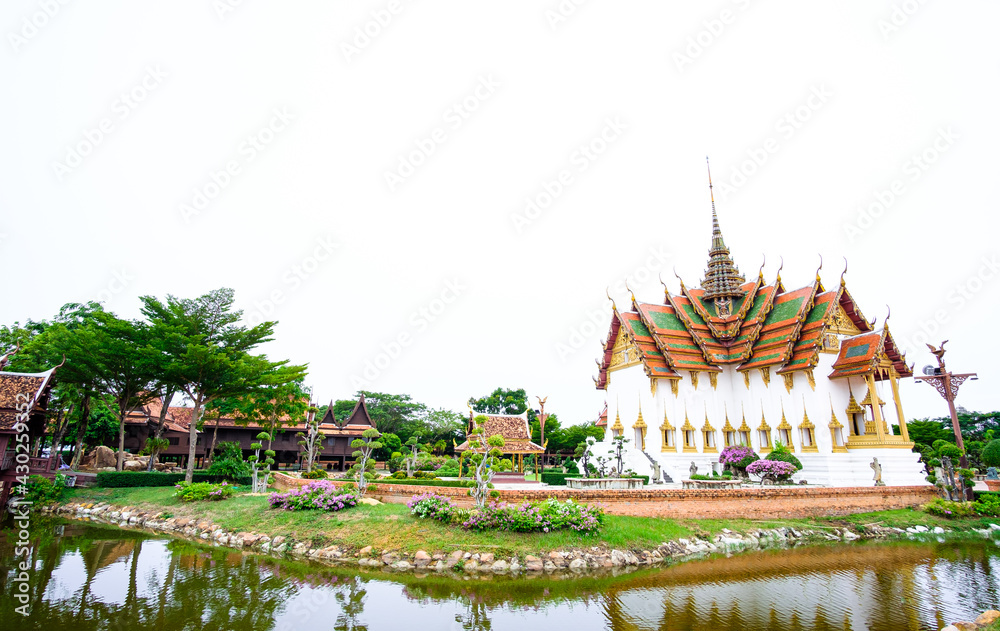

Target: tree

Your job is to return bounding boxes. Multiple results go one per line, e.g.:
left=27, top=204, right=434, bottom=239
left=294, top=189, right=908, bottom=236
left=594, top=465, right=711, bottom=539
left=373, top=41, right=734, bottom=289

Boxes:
left=141, top=288, right=307, bottom=482
left=468, top=388, right=529, bottom=415
left=574, top=437, right=597, bottom=478
left=465, top=415, right=505, bottom=508
left=376, top=432, right=402, bottom=460
left=86, top=312, right=163, bottom=471
left=906, top=419, right=955, bottom=447
left=248, top=432, right=275, bottom=493
left=402, top=436, right=421, bottom=477
left=350, top=428, right=382, bottom=497
left=349, top=391, right=427, bottom=439
left=141, top=437, right=170, bottom=469
left=296, top=406, right=324, bottom=473
left=9, top=303, right=109, bottom=469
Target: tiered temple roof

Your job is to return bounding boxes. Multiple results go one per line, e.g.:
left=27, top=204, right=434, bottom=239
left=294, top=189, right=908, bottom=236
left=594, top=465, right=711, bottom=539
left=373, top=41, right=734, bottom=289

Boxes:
left=596, top=196, right=912, bottom=386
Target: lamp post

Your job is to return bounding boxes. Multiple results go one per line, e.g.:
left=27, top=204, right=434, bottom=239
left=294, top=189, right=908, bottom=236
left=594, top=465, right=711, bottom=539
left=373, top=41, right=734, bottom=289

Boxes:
left=913, top=340, right=978, bottom=499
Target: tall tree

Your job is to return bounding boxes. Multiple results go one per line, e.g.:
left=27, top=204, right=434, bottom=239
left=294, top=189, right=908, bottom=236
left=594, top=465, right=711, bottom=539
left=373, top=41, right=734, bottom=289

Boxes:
left=11, top=302, right=108, bottom=468
left=141, top=288, right=307, bottom=482
left=87, top=312, right=164, bottom=470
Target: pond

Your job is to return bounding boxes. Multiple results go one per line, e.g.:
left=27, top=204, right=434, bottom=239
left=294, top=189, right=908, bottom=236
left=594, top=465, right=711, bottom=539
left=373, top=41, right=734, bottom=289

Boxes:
left=1, top=517, right=998, bottom=630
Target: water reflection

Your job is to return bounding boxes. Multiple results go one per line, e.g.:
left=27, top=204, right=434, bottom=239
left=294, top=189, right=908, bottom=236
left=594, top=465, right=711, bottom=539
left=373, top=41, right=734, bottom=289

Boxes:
left=2, top=518, right=998, bottom=631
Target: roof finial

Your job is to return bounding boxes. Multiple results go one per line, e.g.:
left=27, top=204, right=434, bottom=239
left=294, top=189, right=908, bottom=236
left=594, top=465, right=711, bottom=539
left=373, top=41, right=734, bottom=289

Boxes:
left=658, top=271, right=670, bottom=302
left=815, top=254, right=823, bottom=284
left=707, top=156, right=716, bottom=212
left=625, top=279, right=637, bottom=307
left=606, top=286, right=618, bottom=312
left=840, top=257, right=848, bottom=287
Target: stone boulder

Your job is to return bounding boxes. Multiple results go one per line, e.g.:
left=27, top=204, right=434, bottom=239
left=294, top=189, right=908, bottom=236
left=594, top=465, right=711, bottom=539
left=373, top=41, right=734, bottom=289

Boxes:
left=123, top=460, right=146, bottom=471
left=81, top=446, right=117, bottom=470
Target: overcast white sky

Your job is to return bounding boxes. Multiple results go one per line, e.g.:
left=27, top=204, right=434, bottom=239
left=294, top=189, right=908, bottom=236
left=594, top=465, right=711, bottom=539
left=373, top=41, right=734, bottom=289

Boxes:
left=1, top=1, right=997, bottom=425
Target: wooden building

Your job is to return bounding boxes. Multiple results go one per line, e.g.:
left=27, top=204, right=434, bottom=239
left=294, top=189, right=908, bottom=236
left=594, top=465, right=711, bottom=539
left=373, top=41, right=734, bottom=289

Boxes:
left=0, top=352, right=59, bottom=505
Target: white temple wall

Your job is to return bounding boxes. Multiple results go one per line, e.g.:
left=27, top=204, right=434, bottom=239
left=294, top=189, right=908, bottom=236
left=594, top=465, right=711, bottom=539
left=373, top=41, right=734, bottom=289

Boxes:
left=597, top=349, right=926, bottom=486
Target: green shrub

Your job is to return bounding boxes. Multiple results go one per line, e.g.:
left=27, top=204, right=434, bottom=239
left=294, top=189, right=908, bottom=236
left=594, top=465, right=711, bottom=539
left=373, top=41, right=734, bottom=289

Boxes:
left=205, top=458, right=252, bottom=481
left=301, top=469, right=328, bottom=480
left=541, top=472, right=649, bottom=486
left=412, top=470, right=437, bottom=479
left=936, top=442, right=964, bottom=460
left=22, top=474, right=67, bottom=505
left=96, top=471, right=251, bottom=488
left=766, top=442, right=802, bottom=471
left=174, top=481, right=236, bottom=502
left=381, top=478, right=479, bottom=488
left=922, top=498, right=976, bottom=518
left=390, top=471, right=407, bottom=479
left=973, top=493, right=1000, bottom=517
left=982, top=440, right=1000, bottom=468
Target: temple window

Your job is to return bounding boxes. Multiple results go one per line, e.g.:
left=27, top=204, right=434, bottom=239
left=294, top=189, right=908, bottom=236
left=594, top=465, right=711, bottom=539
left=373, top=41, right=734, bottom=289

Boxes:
left=684, top=430, right=696, bottom=450
left=739, top=430, right=751, bottom=446
left=778, top=428, right=792, bottom=447
left=724, top=430, right=736, bottom=447
left=703, top=430, right=716, bottom=450
left=758, top=430, right=771, bottom=450
left=663, top=429, right=674, bottom=448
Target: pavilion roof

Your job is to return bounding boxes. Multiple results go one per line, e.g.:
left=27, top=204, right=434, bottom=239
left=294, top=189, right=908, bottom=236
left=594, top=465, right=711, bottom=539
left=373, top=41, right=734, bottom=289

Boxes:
left=455, top=411, right=545, bottom=454
left=0, top=368, right=57, bottom=431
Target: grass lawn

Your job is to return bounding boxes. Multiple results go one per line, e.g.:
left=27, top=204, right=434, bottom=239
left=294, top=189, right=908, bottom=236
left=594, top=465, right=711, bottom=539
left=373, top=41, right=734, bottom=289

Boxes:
left=61, top=486, right=999, bottom=558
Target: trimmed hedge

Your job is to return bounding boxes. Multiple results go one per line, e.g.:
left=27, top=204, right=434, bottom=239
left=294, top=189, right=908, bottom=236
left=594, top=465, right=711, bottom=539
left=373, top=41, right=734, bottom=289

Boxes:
left=96, top=471, right=252, bottom=488
left=541, top=473, right=650, bottom=486
left=375, top=478, right=482, bottom=489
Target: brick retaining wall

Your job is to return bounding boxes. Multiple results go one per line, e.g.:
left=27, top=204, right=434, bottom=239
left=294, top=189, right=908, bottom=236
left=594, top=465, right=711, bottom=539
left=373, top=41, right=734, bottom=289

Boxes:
left=271, top=473, right=937, bottom=519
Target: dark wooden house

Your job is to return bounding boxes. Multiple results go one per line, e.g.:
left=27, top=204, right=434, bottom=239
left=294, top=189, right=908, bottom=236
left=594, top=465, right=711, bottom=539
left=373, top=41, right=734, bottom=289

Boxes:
left=0, top=359, right=59, bottom=505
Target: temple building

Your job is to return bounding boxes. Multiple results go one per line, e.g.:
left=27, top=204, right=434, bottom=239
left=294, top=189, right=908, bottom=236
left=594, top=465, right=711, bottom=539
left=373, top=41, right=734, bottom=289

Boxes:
left=592, top=178, right=924, bottom=486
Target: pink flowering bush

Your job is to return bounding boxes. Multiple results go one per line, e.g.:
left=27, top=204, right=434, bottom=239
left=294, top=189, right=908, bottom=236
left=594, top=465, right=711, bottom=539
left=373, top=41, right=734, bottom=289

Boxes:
left=268, top=481, right=359, bottom=512
left=745, top=459, right=797, bottom=480
left=461, top=498, right=603, bottom=534
left=719, top=445, right=759, bottom=470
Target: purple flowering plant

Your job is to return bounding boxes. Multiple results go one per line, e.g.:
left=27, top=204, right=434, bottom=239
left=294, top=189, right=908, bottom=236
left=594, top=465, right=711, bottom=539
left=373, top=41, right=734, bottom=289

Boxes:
left=407, top=492, right=458, bottom=522
left=268, top=481, right=360, bottom=512
left=718, top=445, right=759, bottom=469
left=745, top=459, right=797, bottom=480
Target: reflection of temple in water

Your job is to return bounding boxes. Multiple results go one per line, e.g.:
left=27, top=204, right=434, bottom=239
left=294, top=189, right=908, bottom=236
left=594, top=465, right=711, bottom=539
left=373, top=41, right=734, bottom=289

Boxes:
left=598, top=543, right=1000, bottom=631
